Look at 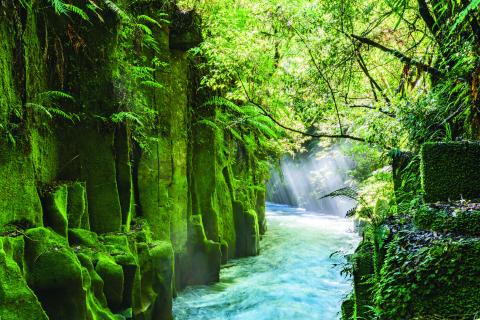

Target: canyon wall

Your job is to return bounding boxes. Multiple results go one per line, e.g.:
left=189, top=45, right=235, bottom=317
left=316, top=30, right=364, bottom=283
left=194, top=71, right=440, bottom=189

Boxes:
left=0, top=1, right=267, bottom=319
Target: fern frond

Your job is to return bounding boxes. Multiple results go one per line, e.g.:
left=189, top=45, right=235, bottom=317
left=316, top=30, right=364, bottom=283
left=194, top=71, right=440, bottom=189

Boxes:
left=64, top=4, right=90, bottom=21
left=202, top=97, right=243, bottom=114
left=49, top=0, right=67, bottom=14
left=320, top=186, right=359, bottom=201
left=196, top=119, right=222, bottom=131
left=48, top=107, right=77, bottom=122
left=26, top=103, right=53, bottom=118
left=141, top=80, right=163, bottom=89
left=86, top=3, right=105, bottom=22
left=141, top=35, right=160, bottom=53
left=228, top=127, right=244, bottom=141
left=18, top=0, right=32, bottom=10
left=135, top=23, right=153, bottom=35
left=346, top=205, right=358, bottom=217
left=36, top=90, right=74, bottom=103
left=101, top=0, right=130, bottom=21
left=137, top=15, right=162, bottom=28
left=110, top=111, right=144, bottom=126
left=246, top=118, right=279, bottom=138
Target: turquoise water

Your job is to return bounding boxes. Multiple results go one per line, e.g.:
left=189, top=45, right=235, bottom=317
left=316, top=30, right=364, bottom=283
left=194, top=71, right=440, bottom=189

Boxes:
left=173, top=203, right=360, bottom=320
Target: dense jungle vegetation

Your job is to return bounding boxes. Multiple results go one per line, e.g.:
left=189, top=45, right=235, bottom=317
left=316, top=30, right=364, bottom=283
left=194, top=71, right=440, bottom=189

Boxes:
left=1, top=0, right=480, bottom=319
left=179, top=0, right=480, bottom=212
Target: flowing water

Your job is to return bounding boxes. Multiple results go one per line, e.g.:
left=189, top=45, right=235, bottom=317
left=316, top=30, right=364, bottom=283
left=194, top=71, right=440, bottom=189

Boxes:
left=173, top=203, right=360, bottom=320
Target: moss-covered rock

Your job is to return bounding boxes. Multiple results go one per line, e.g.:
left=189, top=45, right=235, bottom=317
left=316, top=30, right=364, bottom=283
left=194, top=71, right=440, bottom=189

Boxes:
left=414, top=205, right=480, bottom=236
left=186, top=215, right=222, bottom=285
left=375, top=231, right=480, bottom=319
left=42, top=185, right=69, bottom=237
left=67, top=182, right=90, bottom=230
left=0, top=146, right=43, bottom=228
left=136, top=240, right=175, bottom=320
left=96, top=256, right=125, bottom=312
left=233, top=201, right=260, bottom=257
left=341, top=296, right=354, bottom=320
left=421, top=142, right=480, bottom=202
left=0, top=2, right=269, bottom=319
left=0, top=237, right=48, bottom=320
left=352, top=241, right=375, bottom=319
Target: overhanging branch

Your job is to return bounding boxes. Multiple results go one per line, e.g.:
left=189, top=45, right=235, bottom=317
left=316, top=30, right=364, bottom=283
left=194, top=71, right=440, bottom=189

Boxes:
left=247, top=100, right=366, bottom=142
left=351, top=34, right=442, bottom=77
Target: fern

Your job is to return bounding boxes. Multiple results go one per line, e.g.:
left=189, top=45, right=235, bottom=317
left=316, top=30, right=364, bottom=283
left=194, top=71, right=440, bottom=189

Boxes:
left=25, top=103, right=77, bottom=122
left=202, top=97, right=244, bottom=114
left=36, top=91, right=74, bottom=103
left=110, top=112, right=144, bottom=126
left=246, top=118, right=279, bottom=138
left=49, top=0, right=67, bottom=14
left=320, top=186, right=359, bottom=201
left=141, top=80, right=164, bottom=89
left=137, top=15, right=163, bottom=29
left=101, top=0, right=130, bottom=21
left=197, top=119, right=222, bottom=131
left=64, top=4, right=90, bottom=21
left=26, top=103, right=54, bottom=119
left=135, top=23, right=153, bottom=35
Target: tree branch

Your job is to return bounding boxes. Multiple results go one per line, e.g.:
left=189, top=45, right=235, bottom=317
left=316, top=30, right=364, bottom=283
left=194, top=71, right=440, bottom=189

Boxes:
left=351, top=34, right=442, bottom=76
left=248, top=100, right=366, bottom=141
left=417, top=0, right=439, bottom=36
left=348, top=104, right=396, bottom=118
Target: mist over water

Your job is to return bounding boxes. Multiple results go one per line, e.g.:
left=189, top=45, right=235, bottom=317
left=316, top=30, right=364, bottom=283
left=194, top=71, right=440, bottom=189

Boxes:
left=173, top=203, right=360, bottom=320
left=268, top=146, right=355, bottom=215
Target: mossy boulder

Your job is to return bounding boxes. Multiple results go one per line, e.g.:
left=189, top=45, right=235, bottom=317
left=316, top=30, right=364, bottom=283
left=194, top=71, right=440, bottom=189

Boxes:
left=186, top=215, right=222, bottom=285
left=0, top=237, right=48, bottom=320
left=341, top=296, right=354, bottom=320
left=375, top=232, right=480, bottom=319
left=30, top=248, right=88, bottom=319
left=136, top=240, right=175, bottom=320
left=67, top=182, right=89, bottom=229
left=233, top=201, right=260, bottom=257
left=421, top=142, right=480, bottom=202
left=414, top=205, right=480, bottom=236
left=96, top=256, right=125, bottom=312
left=0, top=146, right=43, bottom=229
left=42, top=185, right=69, bottom=238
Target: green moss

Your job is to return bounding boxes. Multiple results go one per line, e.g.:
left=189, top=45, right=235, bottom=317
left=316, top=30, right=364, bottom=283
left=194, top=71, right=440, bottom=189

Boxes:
left=352, top=241, right=375, bottom=319
left=341, top=296, right=354, bottom=320
left=0, top=237, right=48, bottom=320
left=421, top=142, right=480, bottom=202
left=42, top=185, right=69, bottom=237
left=233, top=201, right=260, bottom=257
left=186, top=215, right=222, bottom=285
left=29, top=247, right=88, bottom=319
left=0, top=145, right=43, bottom=228
left=68, top=228, right=101, bottom=248
left=135, top=240, right=175, bottom=320
left=255, top=189, right=267, bottom=235
left=414, top=205, right=480, bottom=236
left=67, top=182, right=90, bottom=230
left=375, top=232, right=480, bottom=319
left=96, top=257, right=125, bottom=312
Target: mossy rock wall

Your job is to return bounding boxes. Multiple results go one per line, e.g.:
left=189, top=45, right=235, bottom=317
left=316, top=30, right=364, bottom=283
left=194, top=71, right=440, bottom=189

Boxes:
left=0, top=1, right=267, bottom=319
left=421, top=142, right=480, bottom=202
left=344, top=215, right=480, bottom=320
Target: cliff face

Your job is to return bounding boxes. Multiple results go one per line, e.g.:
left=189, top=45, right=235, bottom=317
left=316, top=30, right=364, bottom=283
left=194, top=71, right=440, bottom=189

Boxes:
left=0, top=1, right=267, bottom=319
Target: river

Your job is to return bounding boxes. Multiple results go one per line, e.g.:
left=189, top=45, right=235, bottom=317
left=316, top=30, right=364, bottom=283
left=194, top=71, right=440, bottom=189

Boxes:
left=173, top=203, right=360, bottom=320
